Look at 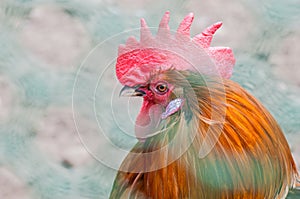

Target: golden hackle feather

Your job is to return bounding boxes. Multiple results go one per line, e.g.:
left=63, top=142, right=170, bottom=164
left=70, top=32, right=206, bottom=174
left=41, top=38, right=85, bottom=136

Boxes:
left=110, top=70, right=299, bottom=199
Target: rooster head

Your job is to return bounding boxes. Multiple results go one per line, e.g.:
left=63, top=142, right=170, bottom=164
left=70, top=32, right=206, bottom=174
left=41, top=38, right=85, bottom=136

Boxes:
left=116, top=11, right=235, bottom=141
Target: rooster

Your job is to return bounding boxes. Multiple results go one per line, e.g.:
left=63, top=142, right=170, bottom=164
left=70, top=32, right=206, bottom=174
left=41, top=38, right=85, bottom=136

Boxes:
left=109, top=11, right=299, bottom=199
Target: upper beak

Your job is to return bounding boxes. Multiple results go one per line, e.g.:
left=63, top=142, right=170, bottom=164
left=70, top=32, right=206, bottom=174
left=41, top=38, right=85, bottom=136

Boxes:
left=119, top=85, right=146, bottom=97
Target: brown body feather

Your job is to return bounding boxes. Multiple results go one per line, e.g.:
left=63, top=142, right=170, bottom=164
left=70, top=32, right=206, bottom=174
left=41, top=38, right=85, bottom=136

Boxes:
left=110, top=71, right=298, bottom=199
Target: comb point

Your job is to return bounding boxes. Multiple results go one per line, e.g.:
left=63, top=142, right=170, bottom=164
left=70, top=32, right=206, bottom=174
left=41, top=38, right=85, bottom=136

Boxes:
left=177, top=12, right=194, bottom=36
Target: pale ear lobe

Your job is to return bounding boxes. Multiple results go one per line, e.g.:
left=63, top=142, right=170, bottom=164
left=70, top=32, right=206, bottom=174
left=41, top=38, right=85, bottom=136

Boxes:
left=161, top=98, right=184, bottom=119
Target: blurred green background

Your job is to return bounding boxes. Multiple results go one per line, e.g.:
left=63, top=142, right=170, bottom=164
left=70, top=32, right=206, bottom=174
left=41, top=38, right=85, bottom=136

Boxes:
left=0, top=0, right=299, bottom=198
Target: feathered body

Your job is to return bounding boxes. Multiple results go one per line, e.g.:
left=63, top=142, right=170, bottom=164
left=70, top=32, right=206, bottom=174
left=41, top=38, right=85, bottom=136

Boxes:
left=110, top=12, right=299, bottom=199
left=110, top=70, right=298, bottom=199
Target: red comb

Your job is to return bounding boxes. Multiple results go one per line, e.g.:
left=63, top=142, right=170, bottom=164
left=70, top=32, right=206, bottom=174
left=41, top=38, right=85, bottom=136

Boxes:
left=116, top=11, right=235, bottom=85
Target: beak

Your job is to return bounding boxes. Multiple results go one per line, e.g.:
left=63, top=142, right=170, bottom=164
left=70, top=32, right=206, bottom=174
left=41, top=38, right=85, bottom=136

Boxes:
left=119, top=85, right=146, bottom=97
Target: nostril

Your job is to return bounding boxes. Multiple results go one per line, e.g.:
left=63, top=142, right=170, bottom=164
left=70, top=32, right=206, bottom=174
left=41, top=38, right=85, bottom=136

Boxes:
left=134, top=89, right=146, bottom=96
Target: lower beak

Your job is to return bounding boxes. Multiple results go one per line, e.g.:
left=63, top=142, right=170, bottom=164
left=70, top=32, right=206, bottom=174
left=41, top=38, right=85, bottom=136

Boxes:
left=119, top=86, right=146, bottom=97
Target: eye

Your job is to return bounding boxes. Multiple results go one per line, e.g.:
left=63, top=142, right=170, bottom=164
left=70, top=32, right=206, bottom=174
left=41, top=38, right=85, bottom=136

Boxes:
left=155, top=83, right=168, bottom=93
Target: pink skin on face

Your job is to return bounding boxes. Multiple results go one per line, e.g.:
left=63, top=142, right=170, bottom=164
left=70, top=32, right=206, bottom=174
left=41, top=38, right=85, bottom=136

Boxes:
left=134, top=81, right=174, bottom=142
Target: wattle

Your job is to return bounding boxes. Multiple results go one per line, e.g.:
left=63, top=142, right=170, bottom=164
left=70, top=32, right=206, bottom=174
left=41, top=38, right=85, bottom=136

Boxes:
left=135, top=101, right=163, bottom=142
